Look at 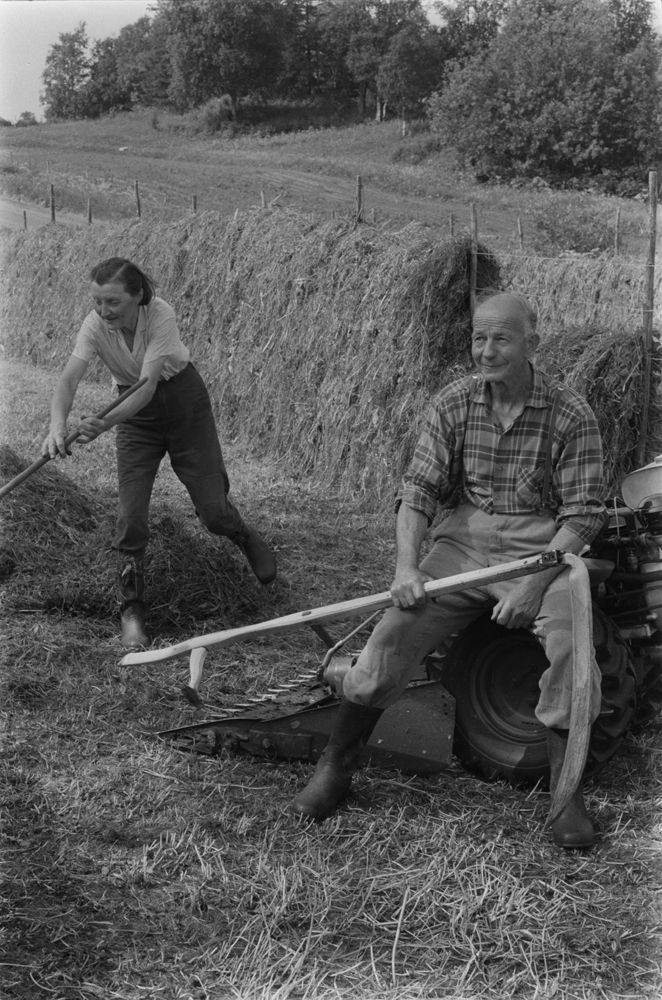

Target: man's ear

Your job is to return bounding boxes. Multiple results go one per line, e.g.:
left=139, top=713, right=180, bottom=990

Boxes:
left=526, top=332, right=540, bottom=357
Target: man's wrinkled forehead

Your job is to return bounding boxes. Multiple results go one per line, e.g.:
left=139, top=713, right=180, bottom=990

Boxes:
left=473, top=293, right=534, bottom=336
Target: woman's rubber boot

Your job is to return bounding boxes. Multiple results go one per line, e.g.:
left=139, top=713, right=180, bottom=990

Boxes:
left=289, top=701, right=383, bottom=821
left=236, top=526, right=277, bottom=585
left=546, top=728, right=594, bottom=849
left=118, top=555, right=149, bottom=650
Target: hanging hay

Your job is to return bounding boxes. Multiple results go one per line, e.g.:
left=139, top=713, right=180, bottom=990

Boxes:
left=502, top=251, right=662, bottom=338
left=1, top=207, right=658, bottom=505
left=0, top=210, right=500, bottom=501
left=536, top=326, right=659, bottom=493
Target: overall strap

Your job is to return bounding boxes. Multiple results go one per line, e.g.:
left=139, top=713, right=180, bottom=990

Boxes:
left=452, top=376, right=481, bottom=491
left=541, top=384, right=563, bottom=509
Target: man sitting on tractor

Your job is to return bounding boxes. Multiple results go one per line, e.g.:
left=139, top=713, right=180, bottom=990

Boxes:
left=289, top=290, right=608, bottom=849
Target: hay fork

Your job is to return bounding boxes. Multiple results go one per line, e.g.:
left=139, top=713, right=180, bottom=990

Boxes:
left=0, top=377, right=148, bottom=500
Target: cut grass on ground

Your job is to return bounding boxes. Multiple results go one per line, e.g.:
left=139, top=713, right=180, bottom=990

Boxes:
left=1, top=359, right=661, bottom=1000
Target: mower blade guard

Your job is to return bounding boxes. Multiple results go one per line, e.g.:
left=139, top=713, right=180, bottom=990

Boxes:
left=205, top=680, right=455, bottom=774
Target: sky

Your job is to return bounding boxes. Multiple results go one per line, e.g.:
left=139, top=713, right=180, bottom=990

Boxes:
left=0, top=0, right=661, bottom=123
left=0, top=0, right=154, bottom=121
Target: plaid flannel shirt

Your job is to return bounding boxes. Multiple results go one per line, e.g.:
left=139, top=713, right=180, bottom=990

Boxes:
left=398, top=367, right=608, bottom=545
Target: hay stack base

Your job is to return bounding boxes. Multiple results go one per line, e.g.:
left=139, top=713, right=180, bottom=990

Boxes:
left=1, top=208, right=659, bottom=500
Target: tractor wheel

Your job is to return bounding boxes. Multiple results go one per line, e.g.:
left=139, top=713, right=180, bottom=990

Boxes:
left=437, top=605, right=637, bottom=786
left=631, top=650, right=662, bottom=731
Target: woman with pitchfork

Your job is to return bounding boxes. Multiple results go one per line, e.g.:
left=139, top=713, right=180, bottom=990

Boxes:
left=42, top=257, right=276, bottom=650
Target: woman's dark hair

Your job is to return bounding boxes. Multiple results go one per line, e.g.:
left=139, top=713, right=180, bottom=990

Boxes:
left=89, top=258, right=156, bottom=305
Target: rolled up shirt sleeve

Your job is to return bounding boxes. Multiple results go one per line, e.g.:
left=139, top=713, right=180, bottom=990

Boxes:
left=553, top=404, right=609, bottom=544
left=396, top=394, right=462, bottom=523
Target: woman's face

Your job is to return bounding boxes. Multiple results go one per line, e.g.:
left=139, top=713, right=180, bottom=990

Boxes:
left=91, top=280, right=142, bottom=329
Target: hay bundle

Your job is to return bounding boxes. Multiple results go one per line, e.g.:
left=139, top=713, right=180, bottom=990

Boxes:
left=536, top=326, right=658, bottom=493
left=0, top=210, right=500, bottom=501
left=503, top=252, right=662, bottom=338
left=0, top=445, right=98, bottom=583
left=1, top=207, right=657, bottom=504
left=0, top=445, right=272, bottom=629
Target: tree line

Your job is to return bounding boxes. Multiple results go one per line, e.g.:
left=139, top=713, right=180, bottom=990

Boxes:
left=37, top=0, right=662, bottom=192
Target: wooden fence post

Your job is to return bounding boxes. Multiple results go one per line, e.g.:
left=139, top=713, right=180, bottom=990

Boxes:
left=517, top=216, right=524, bottom=251
left=87, top=198, right=92, bottom=225
left=469, top=202, right=478, bottom=317
left=192, top=194, right=197, bottom=213
left=637, top=169, right=658, bottom=467
left=134, top=179, right=141, bottom=218
left=614, top=206, right=621, bottom=255
left=356, top=175, right=364, bottom=224
left=50, top=184, right=55, bottom=223
left=23, top=210, right=27, bottom=230
left=449, top=213, right=455, bottom=236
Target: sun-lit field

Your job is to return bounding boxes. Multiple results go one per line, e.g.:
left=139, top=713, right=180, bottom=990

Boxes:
left=1, top=114, right=661, bottom=999
left=0, top=111, right=654, bottom=258
left=2, top=354, right=661, bottom=1000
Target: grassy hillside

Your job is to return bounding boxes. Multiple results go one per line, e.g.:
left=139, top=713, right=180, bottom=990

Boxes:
left=0, top=110, right=655, bottom=258
left=1, top=113, right=661, bottom=1000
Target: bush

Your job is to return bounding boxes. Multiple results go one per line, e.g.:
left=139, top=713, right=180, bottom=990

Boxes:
left=526, top=200, right=615, bottom=254
left=427, top=0, right=662, bottom=187
left=198, top=96, right=235, bottom=135
left=391, top=130, right=442, bottom=165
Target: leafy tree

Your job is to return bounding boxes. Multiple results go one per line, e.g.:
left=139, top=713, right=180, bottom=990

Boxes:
left=427, top=0, right=662, bottom=187
left=608, top=0, right=655, bottom=51
left=113, top=16, right=172, bottom=108
left=340, top=0, right=431, bottom=118
left=433, top=0, right=510, bottom=64
left=41, top=23, right=90, bottom=120
left=15, top=112, right=38, bottom=127
left=376, top=24, right=446, bottom=120
left=316, top=0, right=374, bottom=108
left=82, top=37, right=133, bottom=117
left=157, top=0, right=288, bottom=114
left=277, top=0, right=322, bottom=99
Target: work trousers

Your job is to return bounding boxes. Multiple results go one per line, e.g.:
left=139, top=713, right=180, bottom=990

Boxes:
left=114, top=364, right=245, bottom=556
left=343, top=504, right=602, bottom=730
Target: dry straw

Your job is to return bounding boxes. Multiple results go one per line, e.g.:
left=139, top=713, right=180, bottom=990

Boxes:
left=1, top=208, right=659, bottom=502
left=0, top=443, right=275, bottom=634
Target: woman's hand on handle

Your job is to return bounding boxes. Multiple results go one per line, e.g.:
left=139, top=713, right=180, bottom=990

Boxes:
left=41, top=426, right=71, bottom=460
left=75, top=415, right=108, bottom=444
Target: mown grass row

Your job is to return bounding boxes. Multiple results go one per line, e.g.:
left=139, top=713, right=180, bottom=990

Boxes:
left=2, top=359, right=661, bottom=1000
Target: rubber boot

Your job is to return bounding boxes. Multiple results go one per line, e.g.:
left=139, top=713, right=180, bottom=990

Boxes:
left=546, top=728, right=594, bottom=849
left=289, top=701, right=384, bottom=820
left=118, top=555, right=149, bottom=650
left=235, top=526, right=277, bottom=585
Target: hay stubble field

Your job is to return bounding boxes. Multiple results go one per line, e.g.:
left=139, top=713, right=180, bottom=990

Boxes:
left=1, top=115, right=661, bottom=1000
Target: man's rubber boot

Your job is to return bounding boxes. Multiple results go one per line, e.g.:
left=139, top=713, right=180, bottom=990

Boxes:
left=120, top=601, right=149, bottom=650
left=546, top=728, right=594, bottom=849
left=118, top=555, right=149, bottom=650
left=289, top=701, right=384, bottom=820
left=237, top=527, right=277, bottom=585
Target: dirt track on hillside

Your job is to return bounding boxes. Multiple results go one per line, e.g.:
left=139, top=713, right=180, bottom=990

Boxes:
left=0, top=194, right=84, bottom=231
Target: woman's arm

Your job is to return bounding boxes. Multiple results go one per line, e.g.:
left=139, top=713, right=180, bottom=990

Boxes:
left=42, top=355, right=88, bottom=458
left=75, top=357, right=167, bottom=443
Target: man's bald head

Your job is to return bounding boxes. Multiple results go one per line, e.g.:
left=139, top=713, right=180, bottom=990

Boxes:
left=474, top=292, right=537, bottom=342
